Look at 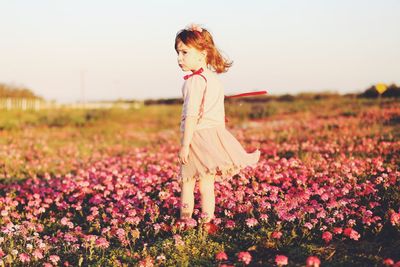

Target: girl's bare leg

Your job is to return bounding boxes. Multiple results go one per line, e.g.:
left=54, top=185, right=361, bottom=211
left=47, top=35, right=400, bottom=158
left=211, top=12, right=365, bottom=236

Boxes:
left=198, top=173, right=215, bottom=223
left=180, top=178, right=196, bottom=219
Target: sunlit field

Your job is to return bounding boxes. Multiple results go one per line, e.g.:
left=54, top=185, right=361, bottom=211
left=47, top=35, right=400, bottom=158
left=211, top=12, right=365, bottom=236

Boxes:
left=0, top=97, right=399, bottom=266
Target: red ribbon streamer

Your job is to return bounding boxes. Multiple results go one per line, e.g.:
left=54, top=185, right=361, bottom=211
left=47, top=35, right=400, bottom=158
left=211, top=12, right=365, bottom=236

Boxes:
left=225, top=90, right=267, bottom=99
left=224, top=90, right=267, bottom=123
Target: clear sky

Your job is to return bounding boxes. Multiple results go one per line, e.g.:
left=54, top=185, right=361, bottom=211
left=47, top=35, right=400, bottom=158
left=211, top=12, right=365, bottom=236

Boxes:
left=0, top=0, right=399, bottom=103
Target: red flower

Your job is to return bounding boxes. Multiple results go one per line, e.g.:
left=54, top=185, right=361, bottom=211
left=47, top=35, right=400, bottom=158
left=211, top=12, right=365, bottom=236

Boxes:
left=95, top=237, right=110, bottom=249
left=306, top=256, right=321, bottom=267
left=383, top=258, right=394, bottom=266
left=343, top=227, right=360, bottom=240
left=32, top=249, right=44, bottom=260
left=272, top=231, right=283, bottom=239
left=49, top=255, right=60, bottom=264
left=139, top=256, right=154, bottom=267
left=275, top=255, right=288, bottom=266
left=333, top=227, right=343, bottom=234
left=215, top=251, right=228, bottom=261
left=245, top=218, right=258, bottom=227
left=237, top=251, right=252, bottom=265
left=390, top=212, right=400, bottom=226
left=322, top=231, right=332, bottom=243
left=19, top=253, right=31, bottom=263
left=203, top=222, right=218, bottom=235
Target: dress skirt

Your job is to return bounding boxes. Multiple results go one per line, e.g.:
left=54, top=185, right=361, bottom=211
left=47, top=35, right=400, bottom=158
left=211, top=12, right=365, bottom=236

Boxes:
left=179, top=125, right=261, bottom=184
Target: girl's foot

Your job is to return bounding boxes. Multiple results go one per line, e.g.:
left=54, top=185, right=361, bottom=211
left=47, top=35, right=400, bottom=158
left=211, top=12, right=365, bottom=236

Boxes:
left=175, top=218, right=197, bottom=231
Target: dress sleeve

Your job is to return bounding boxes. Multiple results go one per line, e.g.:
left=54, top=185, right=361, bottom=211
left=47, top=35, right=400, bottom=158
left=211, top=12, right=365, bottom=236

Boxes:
left=182, top=75, right=206, bottom=117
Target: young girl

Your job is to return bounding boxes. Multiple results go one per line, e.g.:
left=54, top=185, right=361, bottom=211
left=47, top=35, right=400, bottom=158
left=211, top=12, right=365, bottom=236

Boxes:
left=175, top=23, right=261, bottom=226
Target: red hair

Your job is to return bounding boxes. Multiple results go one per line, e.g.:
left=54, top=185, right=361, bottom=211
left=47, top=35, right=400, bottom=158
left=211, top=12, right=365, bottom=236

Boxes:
left=174, top=26, right=233, bottom=73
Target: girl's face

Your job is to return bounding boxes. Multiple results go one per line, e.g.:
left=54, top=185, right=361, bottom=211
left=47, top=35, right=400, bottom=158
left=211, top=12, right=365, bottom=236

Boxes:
left=176, top=41, right=207, bottom=72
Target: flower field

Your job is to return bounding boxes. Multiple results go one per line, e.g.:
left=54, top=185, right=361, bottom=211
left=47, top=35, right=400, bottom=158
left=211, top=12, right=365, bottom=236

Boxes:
left=0, top=98, right=399, bottom=266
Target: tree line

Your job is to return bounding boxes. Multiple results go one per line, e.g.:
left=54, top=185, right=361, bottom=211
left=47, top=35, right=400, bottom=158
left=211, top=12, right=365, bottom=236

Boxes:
left=1, top=81, right=398, bottom=105
left=144, top=83, right=400, bottom=105
left=0, top=83, right=43, bottom=99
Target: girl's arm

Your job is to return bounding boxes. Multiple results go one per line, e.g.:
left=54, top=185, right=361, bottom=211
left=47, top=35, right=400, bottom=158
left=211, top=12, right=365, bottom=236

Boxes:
left=181, top=116, right=197, bottom=148
left=180, top=75, right=206, bottom=148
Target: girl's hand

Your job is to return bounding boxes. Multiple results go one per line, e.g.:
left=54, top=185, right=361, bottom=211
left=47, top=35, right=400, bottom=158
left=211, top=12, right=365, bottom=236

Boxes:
left=178, top=146, right=190, bottom=164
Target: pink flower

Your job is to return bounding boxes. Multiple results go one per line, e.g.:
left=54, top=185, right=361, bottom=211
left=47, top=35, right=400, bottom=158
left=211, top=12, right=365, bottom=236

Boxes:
left=173, top=234, right=184, bottom=246
left=272, top=231, right=282, bottom=239
left=343, top=227, right=361, bottom=240
left=174, top=220, right=186, bottom=231
left=333, top=227, right=343, bottom=234
left=383, top=258, right=394, bottom=266
left=322, top=231, right=332, bottom=243
left=138, top=256, right=154, bottom=267
left=60, top=217, right=69, bottom=226
left=347, top=219, right=356, bottom=227
left=225, top=220, right=236, bottom=229
left=260, top=214, right=269, bottom=222
left=215, top=251, right=228, bottom=261
left=246, top=218, right=258, bottom=227
left=156, top=254, right=166, bottom=262
left=32, top=248, right=44, bottom=259
left=275, top=255, right=288, bottom=266
left=321, top=193, right=329, bottom=201
left=19, top=253, right=31, bottom=263
left=95, top=237, right=110, bottom=249
left=304, top=222, right=313, bottom=230
left=237, top=251, right=252, bottom=265
left=390, top=212, right=400, bottom=226
left=64, top=233, right=78, bottom=243
left=49, top=255, right=60, bottom=264
left=116, top=228, right=125, bottom=237
left=185, top=218, right=197, bottom=228
left=213, top=217, right=222, bottom=225
left=306, top=256, right=321, bottom=267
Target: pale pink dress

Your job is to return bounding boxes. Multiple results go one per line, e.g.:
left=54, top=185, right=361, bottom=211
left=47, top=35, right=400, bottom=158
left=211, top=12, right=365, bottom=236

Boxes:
left=179, top=67, right=260, bottom=183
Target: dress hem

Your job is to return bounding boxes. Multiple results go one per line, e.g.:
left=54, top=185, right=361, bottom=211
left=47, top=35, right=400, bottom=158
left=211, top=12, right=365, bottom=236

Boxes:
left=179, top=149, right=260, bottom=184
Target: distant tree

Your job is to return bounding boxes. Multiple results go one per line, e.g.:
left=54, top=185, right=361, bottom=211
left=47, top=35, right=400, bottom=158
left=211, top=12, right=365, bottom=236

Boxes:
left=296, top=93, right=317, bottom=100
left=0, top=83, right=43, bottom=99
left=161, top=98, right=182, bottom=105
left=358, top=85, right=380, bottom=98
left=358, top=83, right=399, bottom=98
left=313, top=92, right=341, bottom=100
left=382, top=84, right=400, bottom=98
left=277, top=94, right=295, bottom=102
left=343, top=93, right=358, bottom=98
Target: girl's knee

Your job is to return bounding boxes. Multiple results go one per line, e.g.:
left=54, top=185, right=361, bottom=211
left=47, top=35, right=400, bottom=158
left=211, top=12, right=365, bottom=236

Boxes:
left=199, top=174, right=215, bottom=194
left=181, top=178, right=196, bottom=190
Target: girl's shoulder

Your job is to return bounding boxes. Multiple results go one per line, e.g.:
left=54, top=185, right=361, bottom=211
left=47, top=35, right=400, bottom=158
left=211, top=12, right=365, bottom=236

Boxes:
left=183, top=68, right=209, bottom=85
left=184, top=73, right=207, bottom=84
left=183, top=67, right=221, bottom=89
left=183, top=74, right=207, bottom=93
